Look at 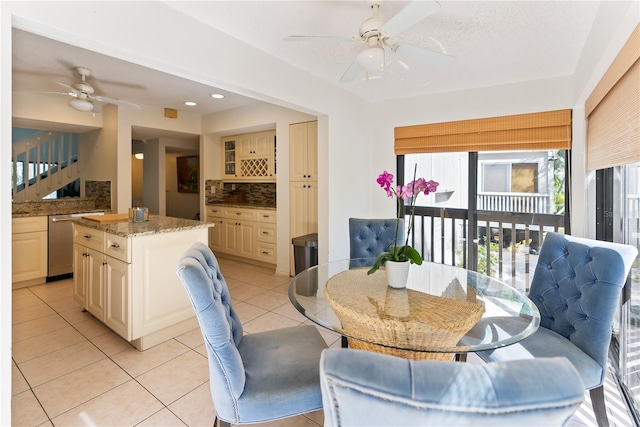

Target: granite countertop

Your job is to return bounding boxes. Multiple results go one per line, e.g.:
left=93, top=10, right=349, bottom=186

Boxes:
left=13, top=208, right=106, bottom=218
left=207, top=202, right=276, bottom=210
left=74, top=215, right=213, bottom=238
left=12, top=198, right=105, bottom=218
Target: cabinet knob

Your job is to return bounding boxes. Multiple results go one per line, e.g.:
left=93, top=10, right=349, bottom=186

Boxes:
left=110, top=243, right=120, bottom=249
left=262, top=231, right=269, bottom=235
left=83, top=235, right=91, bottom=239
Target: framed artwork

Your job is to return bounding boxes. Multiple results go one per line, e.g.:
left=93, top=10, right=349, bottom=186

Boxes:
left=177, top=156, right=199, bottom=193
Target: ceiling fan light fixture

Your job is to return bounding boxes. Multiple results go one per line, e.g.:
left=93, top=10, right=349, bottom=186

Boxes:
left=69, top=98, right=94, bottom=112
left=357, top=47, right=385, bottom=72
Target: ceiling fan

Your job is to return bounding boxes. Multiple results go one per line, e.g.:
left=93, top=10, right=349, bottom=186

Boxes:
left=53, top=66, right=141, bottom=112
left=285, top=0, right=455, bottom=82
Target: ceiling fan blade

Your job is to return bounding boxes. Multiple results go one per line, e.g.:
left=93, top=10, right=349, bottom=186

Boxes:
left=339, top=58, right=362, bottom=83
left=91, top=101, right=103, bottom=114
left=30, top=90, right=73, bottom=97
left=56, top=82, right=78, bottom=93
left=284, top=35, right=359, bottom=42
left=393, top=42, right=455, bottom=66
left=380, top=1, right=441, bottom=37
left=91, top=94, right=141, bottom=110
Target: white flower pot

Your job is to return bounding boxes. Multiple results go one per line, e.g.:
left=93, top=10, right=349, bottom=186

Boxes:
left=385, top=260, right=410, bottom=289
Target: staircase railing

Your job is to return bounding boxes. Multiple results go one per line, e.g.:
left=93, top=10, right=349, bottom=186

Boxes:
left=11, top=131, right=80, bottom=201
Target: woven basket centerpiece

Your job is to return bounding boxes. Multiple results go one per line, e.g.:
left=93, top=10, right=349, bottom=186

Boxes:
left=324, top=268, right=485, bottom=360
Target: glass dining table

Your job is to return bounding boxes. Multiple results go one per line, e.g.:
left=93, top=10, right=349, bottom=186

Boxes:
left=289, top=259, right=540, bottom=360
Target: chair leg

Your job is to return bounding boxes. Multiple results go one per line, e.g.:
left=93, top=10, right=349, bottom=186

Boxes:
left=590, top=385, right=610, bottom=427
left=454, top=353, right=467, bottom=362
left=215, top=416, right=231, bottom=427
left=341, top=335, right=349, bottom=348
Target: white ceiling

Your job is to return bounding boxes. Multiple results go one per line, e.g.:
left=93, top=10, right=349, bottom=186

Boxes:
left=12, top=1, right=602, bottom=130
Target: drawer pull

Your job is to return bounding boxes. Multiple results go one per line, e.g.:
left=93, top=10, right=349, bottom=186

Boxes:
left=83, top=235, right=92, bottom=239
left=110, top=243, right=120, bottom=249
left=262, top=231, right=269, bottom=235
left=236, top=212, right=242, bottom=215
left=261, top=251, right=270, bottom=255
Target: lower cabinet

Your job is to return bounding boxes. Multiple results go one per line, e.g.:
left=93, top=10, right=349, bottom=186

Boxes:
left=74, top=232, right=131, bottom=340
left=104, top=256, right=131, bottom=339
left=12, top=216, right=48, bottom=286
left=73, top=223, right=208, bottom=350
left=207, top=206, right=277, bottom=265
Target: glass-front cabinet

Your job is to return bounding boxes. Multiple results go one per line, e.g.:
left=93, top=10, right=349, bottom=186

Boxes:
left=222, top=137, right=237, bottom=180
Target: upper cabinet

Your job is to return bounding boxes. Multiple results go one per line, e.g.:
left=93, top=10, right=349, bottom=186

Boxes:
left=221, top=130, right=276, bottom=182
left=222, top=137, right=237, bottom=180
left=290, top=121, right=317, bottom=182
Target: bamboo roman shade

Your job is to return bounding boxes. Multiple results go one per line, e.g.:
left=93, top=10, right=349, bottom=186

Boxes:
left=585, top=24, right=640, bottom=171
left=394, top=110, right=572, bottom=155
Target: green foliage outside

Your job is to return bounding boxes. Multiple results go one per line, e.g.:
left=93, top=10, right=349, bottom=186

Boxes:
left=553, top=150, right=566, bottom=214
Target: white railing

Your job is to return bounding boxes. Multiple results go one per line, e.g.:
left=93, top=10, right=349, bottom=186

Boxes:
left=477, top=192, right=553, bottom=214
left=11, top=131, right=80, bottom=201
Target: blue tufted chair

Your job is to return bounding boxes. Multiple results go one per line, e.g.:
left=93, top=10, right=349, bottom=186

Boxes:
left=477, top=232, right=637, bottom=427
left=321, top=348, right=585, bottom=426
left=349, top=218, right=405, bottom=267
left=176, top=242, right=328, bottom=427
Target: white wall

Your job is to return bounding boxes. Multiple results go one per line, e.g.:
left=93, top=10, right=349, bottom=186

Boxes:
left=78, top=105, right=119, bottom=209
left=0, top=5, right=12, bottom=424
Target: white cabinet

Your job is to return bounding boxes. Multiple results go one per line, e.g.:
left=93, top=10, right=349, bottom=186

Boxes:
left=290, top=121, right=317, bottom=182
left=86, top=249, right=106, bottom=319
left=12, top=216, right=48, bottom=286
left=222, top=137, right=238, bottom=180
left=221, top=130, right=276, bottom=181
left=104, top=256, right=130, bottom=339
left=206, top=205, right=277, bottom=265
left=238, top=132, right=271, bottom=157
left=207, top=206, right=224, bottom=253
left=290, top=181, right=318, bottom=240
left=223, top=219, right=255, bottom=258
left=73, top=225, right=131, bottom=341
left=289, top=121, right=318, bottom=275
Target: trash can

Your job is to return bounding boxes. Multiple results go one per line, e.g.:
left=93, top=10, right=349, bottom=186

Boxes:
left=292, top=233, right=318, bottom=275
left=292, top=233, right=318, bottom=296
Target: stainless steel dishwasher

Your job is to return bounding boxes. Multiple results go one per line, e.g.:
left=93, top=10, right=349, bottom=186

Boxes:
left=48, top=212, right=104, bottom=280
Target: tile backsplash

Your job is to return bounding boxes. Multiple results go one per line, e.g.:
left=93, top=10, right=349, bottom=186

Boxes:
left=85, top=180, right=111, bottom=210
left=205, top=180, right=276, bottom=207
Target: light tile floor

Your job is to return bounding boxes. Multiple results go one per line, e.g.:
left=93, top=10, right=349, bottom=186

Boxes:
left=11, top=257, right=633, bottom=426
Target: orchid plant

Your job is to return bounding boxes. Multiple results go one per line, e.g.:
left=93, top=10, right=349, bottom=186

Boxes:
left=367, top=167, right=439, bottom=275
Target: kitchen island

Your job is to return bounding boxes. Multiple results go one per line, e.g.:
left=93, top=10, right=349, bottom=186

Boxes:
left=73, top=215, right=212, bottom=350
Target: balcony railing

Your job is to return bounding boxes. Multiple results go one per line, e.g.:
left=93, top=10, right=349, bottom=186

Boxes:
left=406, top=206, right=564, bottom=293
left=477, top=192, right=554, bottom=214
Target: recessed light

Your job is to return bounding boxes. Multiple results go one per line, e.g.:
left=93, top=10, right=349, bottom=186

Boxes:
left=184, top=101, right=197, bottom=106
left=210, top=93, right=225, bottom=99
